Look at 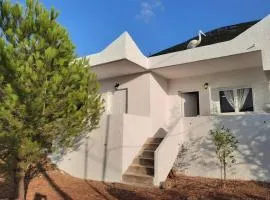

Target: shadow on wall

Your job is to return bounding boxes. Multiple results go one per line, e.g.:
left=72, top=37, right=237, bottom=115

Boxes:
left=85, top=114, right=123, bottom=181
left=165, top=97, right=182, bottom=132
left=173, top=118, right=217, bottom=176
left=213, top=115, right=270, bottom=181
left=174, top=133, right=222, bottom=176
left=153, top=128, right=167, bottom=138
left=173, top=114, right=270, bottom=181
left=102, top=114, right=111, bottom=181
left=51, top=114, right=123, bottom=182
left=151, top=100, right=181, bottom=142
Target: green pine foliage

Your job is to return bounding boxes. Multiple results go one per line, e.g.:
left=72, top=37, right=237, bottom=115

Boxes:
left=0, top=0, right=104, bottom=178
left=210, top=127, right=239, bottom=181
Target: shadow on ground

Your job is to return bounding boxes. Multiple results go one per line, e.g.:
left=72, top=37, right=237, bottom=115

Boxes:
left=31, top=165, right=72, bottom=200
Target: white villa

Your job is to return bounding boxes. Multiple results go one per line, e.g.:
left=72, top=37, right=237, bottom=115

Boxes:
left=55, top=16, right=270, bottom=186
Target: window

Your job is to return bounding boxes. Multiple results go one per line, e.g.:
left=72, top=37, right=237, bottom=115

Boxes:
left=219, top=90, right=235, bottom=113
left=219, top=88, right=253, bottom=113
left=238, top=88, right=254, bottom=112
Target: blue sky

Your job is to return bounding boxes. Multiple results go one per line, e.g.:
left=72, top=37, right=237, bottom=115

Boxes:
left=27, top=0, right=270, bottom=56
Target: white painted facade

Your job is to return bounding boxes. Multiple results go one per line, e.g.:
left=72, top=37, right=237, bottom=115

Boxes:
left=54, top=16, right=270, bottom=185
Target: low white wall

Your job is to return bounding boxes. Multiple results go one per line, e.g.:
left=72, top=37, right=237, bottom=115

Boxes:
left=52, top=114, right=124, bottom=182
left=122, top=114, right=152, bottom=174
left=176, top=114, right=270, bottom=182
left=154, top=119, right=183, bottom=186
left=53, top=112, right=153, bottom=182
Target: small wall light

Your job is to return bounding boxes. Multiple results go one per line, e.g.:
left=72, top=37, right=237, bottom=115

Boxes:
left=203, top=82, right=209, bottom=90
left=114, top=83, right=120, bottom=90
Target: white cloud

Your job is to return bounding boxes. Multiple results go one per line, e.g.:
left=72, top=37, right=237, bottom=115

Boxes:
left=135, top=0, right=164, bottom=23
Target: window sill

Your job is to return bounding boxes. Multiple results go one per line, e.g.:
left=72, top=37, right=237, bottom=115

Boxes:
left=213, top=111, right=270, bottom=116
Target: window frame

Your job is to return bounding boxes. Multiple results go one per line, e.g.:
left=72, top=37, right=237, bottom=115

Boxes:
left=218, top=86, right=254, bottom=114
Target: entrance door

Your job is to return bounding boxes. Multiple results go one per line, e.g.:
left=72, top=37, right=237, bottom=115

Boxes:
left=181, top=92, right=200, bottom=117
left=112, top=89, right=127, bottom=114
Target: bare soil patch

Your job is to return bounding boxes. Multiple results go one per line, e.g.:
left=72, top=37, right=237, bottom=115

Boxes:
left=1, top=170, right=269, bottom=200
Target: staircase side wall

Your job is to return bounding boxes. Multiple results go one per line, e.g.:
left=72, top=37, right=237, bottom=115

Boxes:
left=154, top=119, right=183, bottom=186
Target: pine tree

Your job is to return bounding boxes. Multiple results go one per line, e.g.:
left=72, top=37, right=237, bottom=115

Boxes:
left=0, top=0, right=104, bottom=199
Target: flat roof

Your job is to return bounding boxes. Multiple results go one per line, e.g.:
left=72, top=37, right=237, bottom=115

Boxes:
left=150, top=20, right=260, bottom=57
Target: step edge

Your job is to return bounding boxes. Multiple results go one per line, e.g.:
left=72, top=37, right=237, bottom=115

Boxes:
left=126, top=170, right=154, bottom=176
left=130, top=164, right=154, bottom=169
left=144, top=142, right=161, bottom=145
left=122, top=181, right=154, bottom=187
left=140, top=149, right=155, bottom=152
left=135, top=157, right=154, bottom=160
left=123, top=173, right=154, bottom=178
left=146, top=139, right=164, bottom=142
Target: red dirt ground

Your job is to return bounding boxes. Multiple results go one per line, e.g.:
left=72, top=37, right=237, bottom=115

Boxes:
left=1, top=170, right=270, bottom=200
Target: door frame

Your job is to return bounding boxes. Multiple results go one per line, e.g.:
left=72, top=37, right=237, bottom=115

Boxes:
left=179, top=91, right=200, bottom=117
left=114, top=88, right=128, bottom=114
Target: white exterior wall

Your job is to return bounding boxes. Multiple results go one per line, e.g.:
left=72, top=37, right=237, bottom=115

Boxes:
left=149, top=73, right=169, bottom=136
left=168, top=67, right=269, bottom=117
left=152, top=67, right=270, bottom=185
left=178, top=115, right=270, bottom=182
left=56, top=67, right=270, bottom=183
left=100, top=73, right=150, bottom=116
left=53, top=114, right=124, bottom=182
left=54, top=72, right=155, bottom=182
left=122, top=114, right=152, bottom=173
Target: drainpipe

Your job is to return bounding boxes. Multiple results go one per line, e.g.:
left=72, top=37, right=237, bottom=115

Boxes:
left=264, top=71, right=270, bottom=112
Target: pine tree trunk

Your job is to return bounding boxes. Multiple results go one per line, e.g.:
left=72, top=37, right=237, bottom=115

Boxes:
left=224, top=163, right=226, bottom=181
left=220, top=165, right=223, bottom=180
left=16, top=171, right=25, bottom=200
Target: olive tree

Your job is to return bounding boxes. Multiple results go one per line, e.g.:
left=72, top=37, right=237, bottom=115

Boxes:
left=210, top=127, right=239, bottom=181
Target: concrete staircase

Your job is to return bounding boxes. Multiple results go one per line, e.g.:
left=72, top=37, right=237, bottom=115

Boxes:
left=122, top=137, right=164, bottom=186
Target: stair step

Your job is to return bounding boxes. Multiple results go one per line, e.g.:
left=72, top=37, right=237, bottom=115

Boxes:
left=134, top=157, right=154, bottom=166
left=139, top=150, right=154, bottom=159
left=146, top=137, right=164, bottom=144
left=122, top=173, right=153, bottom=185
left=127, top=164, right=154, bottom=175
left=143, top=143, right=160, bottom=151
left=122, top=137, right=164, bottom=186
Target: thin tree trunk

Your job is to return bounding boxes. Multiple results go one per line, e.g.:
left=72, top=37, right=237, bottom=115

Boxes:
left=16, top=171, right=25, bottom=200
left=221, top=153, right=226, bottom=188
left=223, top=152, right=226, bottom=181
left=220, top=164, right=223, bottom=180
left=224, top=163, right=226, bottom=181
